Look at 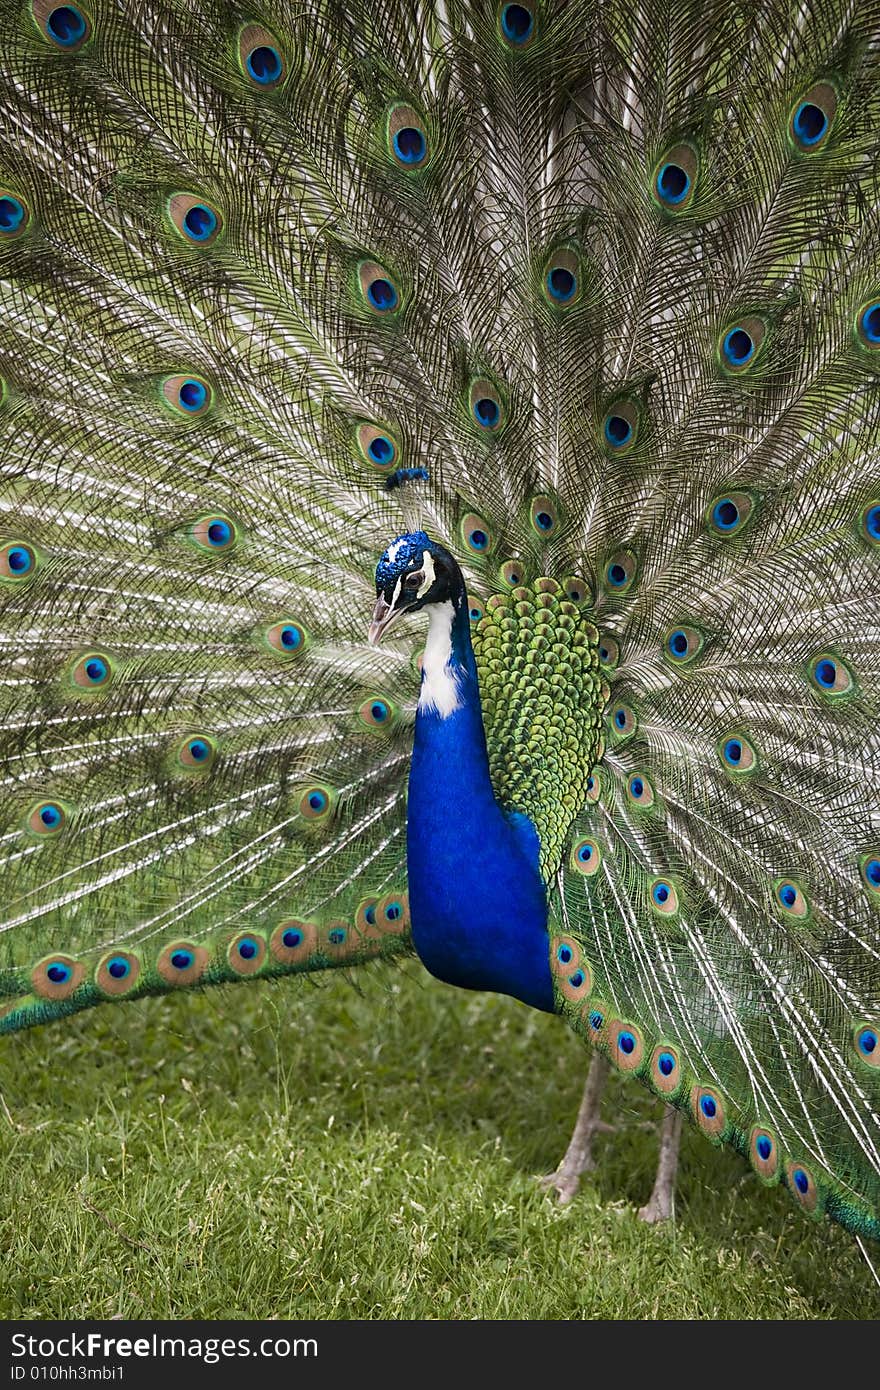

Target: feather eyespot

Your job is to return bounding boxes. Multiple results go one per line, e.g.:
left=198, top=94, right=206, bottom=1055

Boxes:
left=608, top=703, right=636, bottom=739
left=358, top=696, right=396, bottom=729
left=542, top=248, right=579, bottom=306
left=0, top=190, right=30, bottom=239
left=649, top=1044, right=682, bottom=1096
left=270, top=918, right=317, bottom=964
left=499, top=2, right=535, bottom=46
left=25, top=800, right=68, bottom=837
left=664, top=625, right=702, bottom=664
left=388, top=105, right=429, bottom=168
left=468, top=598, right=485, bottom=624
left=469, top=379, right=504, bottom=432
left=499, top=560, right=524, bottom=587
left=376, top=890, right=410, bottom=934
left=1, top=541, right=38, bottom=581
left=298, top=785, right=335, bottom=821
left=69, top=651, right=113, bottom=690
left=785, top=1161, right=820, bottom=1213
left=177, top=735, right=218, bottom=772
left=598, top=635, right=619, bottom=668
left=691, top=1085, right=726, bottom=1140
left=356, top=423, right=399, bottom=471
left=858, top=852, right=880, bottom=898
left=652, top=143, right=698, bottom=211
left=719, top=317, right=765, bottom=373
left=157, top=941, right=208, bottom=987
left=585, top=770, right=601, bottom=802
left=162, top=375, right=213, bottom=417
left=562, top=576, right=588, bottom=605
left=603, top=552, right=636, bottom=594
left=190, top=514, right=238, bottom=552
left=774, top=878, right=809, bottom=919
left=264, top=620, right=308, bottom=656
left=626, top=773, right=654, bottom=808
left=167, top=193, right=223, bottom=246
left=460, top=512, right=493, bottom=555
left=748, top=1126, right=780, bottom=1182
left=853, top=1021, right=879, bottom=1069
left=227, top=932, right=267, bottom=976
left=602, top=399, right=639, bottom=453
left=32, top=2, right=92, bottom=50
left=808, top=652, right=855, bottom=697
left=718, top=732, right=757, bottom=774
left=96, top=950, right=140, bottom=996
left=608, top=1019, right=644, bottom=1071
left=859, top=501, right=880, bottom=543
left=789, top=83, right=837, bottom=153
left=650, top=878, right=678, bottom=915
left=31, top=953, right=85, bottom=999
left=358, top=260, right=401, bottom=314
left=238, top=25, right=285, bottom=88
left=708, top=490, right=753, bottom=536
left=571, top=837, right=601, bottom=876
left=530, top=495, right=559, bottom=537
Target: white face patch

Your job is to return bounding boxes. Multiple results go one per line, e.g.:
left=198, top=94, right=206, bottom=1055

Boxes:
left=418, top=600, right=463, bottom=719
left=416, top=549, right=435, bottom=600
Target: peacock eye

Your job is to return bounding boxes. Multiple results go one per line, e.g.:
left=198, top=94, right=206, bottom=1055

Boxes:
left=403, top=570, right=423, bottom=590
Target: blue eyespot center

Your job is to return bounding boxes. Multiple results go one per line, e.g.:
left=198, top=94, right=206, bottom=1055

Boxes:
left=8, top=545, right=33, bottom=573
left=657, top=162, right=689, bottom=204
left=658, top=1052, right=675, bottom=1077
left=368, top=434, right=395, bottom=464
left=669, top=629, right=689, bottom=657
left=501, top=4, right=533, bottom=43
left=107, top=957, right=130, bottom=980
left=171, top=950, right=193, bottom=970
left=0, top=196, right=25, bottom=232
left=865, top=858, right=880, bottom=887
left=238, top=937, right=258, bottom=959
left=589, top=1010, right=603, bottom=1031
left=469, top=607, right=481, bottom=621
left=385, top=901, right=402, bottom=921
left=308, top=792, right=327, bottom=812
left=207, top=519, right=231, bottom=546
left=723, top=327, right=754, bottom=366
left=577, top=844, right=593, bottom=863
left=183, top=204, right=217, bottom=241
left=47, top=6, right=86, bottom=44
left=47, top=962, right=72, bottom=984
left=568, top=970, right=585, bottom=989
left=547, top=266, right=576, bottom=302
left=614, top=708, right=627, bottom=729
left=712, top=498, right=740, bottom=531
left=178, top=379, right=207, bottom=411
left=557, top=944, right=573, bottom=964
left=858, top=1028, right=877, bottom=1055
left=604, top=414, right=632, bottom=447
left=723, top=738, right=742, bottom=765
left=468, top=528, right=488, bottom=550
left=630, top=777, right=644, bottom=798
left=370, top=701, right=388, bottom=722
left=779, top=883, right=797, bottom=909
left=188, top=739, right=210, bottom=762
left=608, top=562, right=627, bottom=587
left=700, top=1095, right=717, bottom=1119
left=793, top=1167, right=810, bottom=1194
left=282, top=928, right=302, bottom=949
left=652, top=882, right=670, bottom=906
left=815, top=658, right=837, bottom=688
left=328, top=928, right=346, bottom=946
left=84, top=657, right=107, bottom=683
left=40, top=804, right=62, bottom=828
left=756, top=1135, right=772, bottom=1160
left=393, top=127, right=426, bottom=164
left=367, top=278, right=398, bottom=311
left=793, top=102, right=827, bottom=145
left=535, top=511, right=553, bottom=531
left=864, top=504, right=880, bottom=538
left=474, top=397, right=500, bottom=428
left=619, top=1031, right=635, bottom=1055
left=861, top=303, right=880, bottom=343
left=246, top=45, right=282, bottom=83
left=280, top=626, right=301, bottom=650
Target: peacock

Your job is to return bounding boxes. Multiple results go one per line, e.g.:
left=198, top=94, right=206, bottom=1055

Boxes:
left=1, top=0, right=879, bottom=1251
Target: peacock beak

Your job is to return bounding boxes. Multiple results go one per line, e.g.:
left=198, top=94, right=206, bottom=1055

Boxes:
left=368, top=594, right=400, bottom=646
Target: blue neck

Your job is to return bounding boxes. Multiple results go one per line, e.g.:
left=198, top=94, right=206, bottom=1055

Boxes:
left=406, top=593, right=555, bottom=1013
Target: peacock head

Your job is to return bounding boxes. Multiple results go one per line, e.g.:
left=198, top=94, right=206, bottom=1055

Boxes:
left=369, top=531, right=461, bottom=645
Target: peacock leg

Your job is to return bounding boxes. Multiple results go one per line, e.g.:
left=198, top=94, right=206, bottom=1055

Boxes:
left=540, top=1051, right=613, bottom=1203
left=638, top=1104, right=683, bottom=1223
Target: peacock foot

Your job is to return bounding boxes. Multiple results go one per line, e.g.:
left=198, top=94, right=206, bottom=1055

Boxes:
left=539, top=1052, right=613, bottom=1204
left=637, top=1105, right=683, bottom=1223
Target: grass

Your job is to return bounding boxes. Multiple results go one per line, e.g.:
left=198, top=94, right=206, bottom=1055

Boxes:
left=0, top=959, right=875, bottom=1320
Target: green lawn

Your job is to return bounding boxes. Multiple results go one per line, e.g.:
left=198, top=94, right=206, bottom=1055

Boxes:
left=0, top=959, right=874, bottom=1319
